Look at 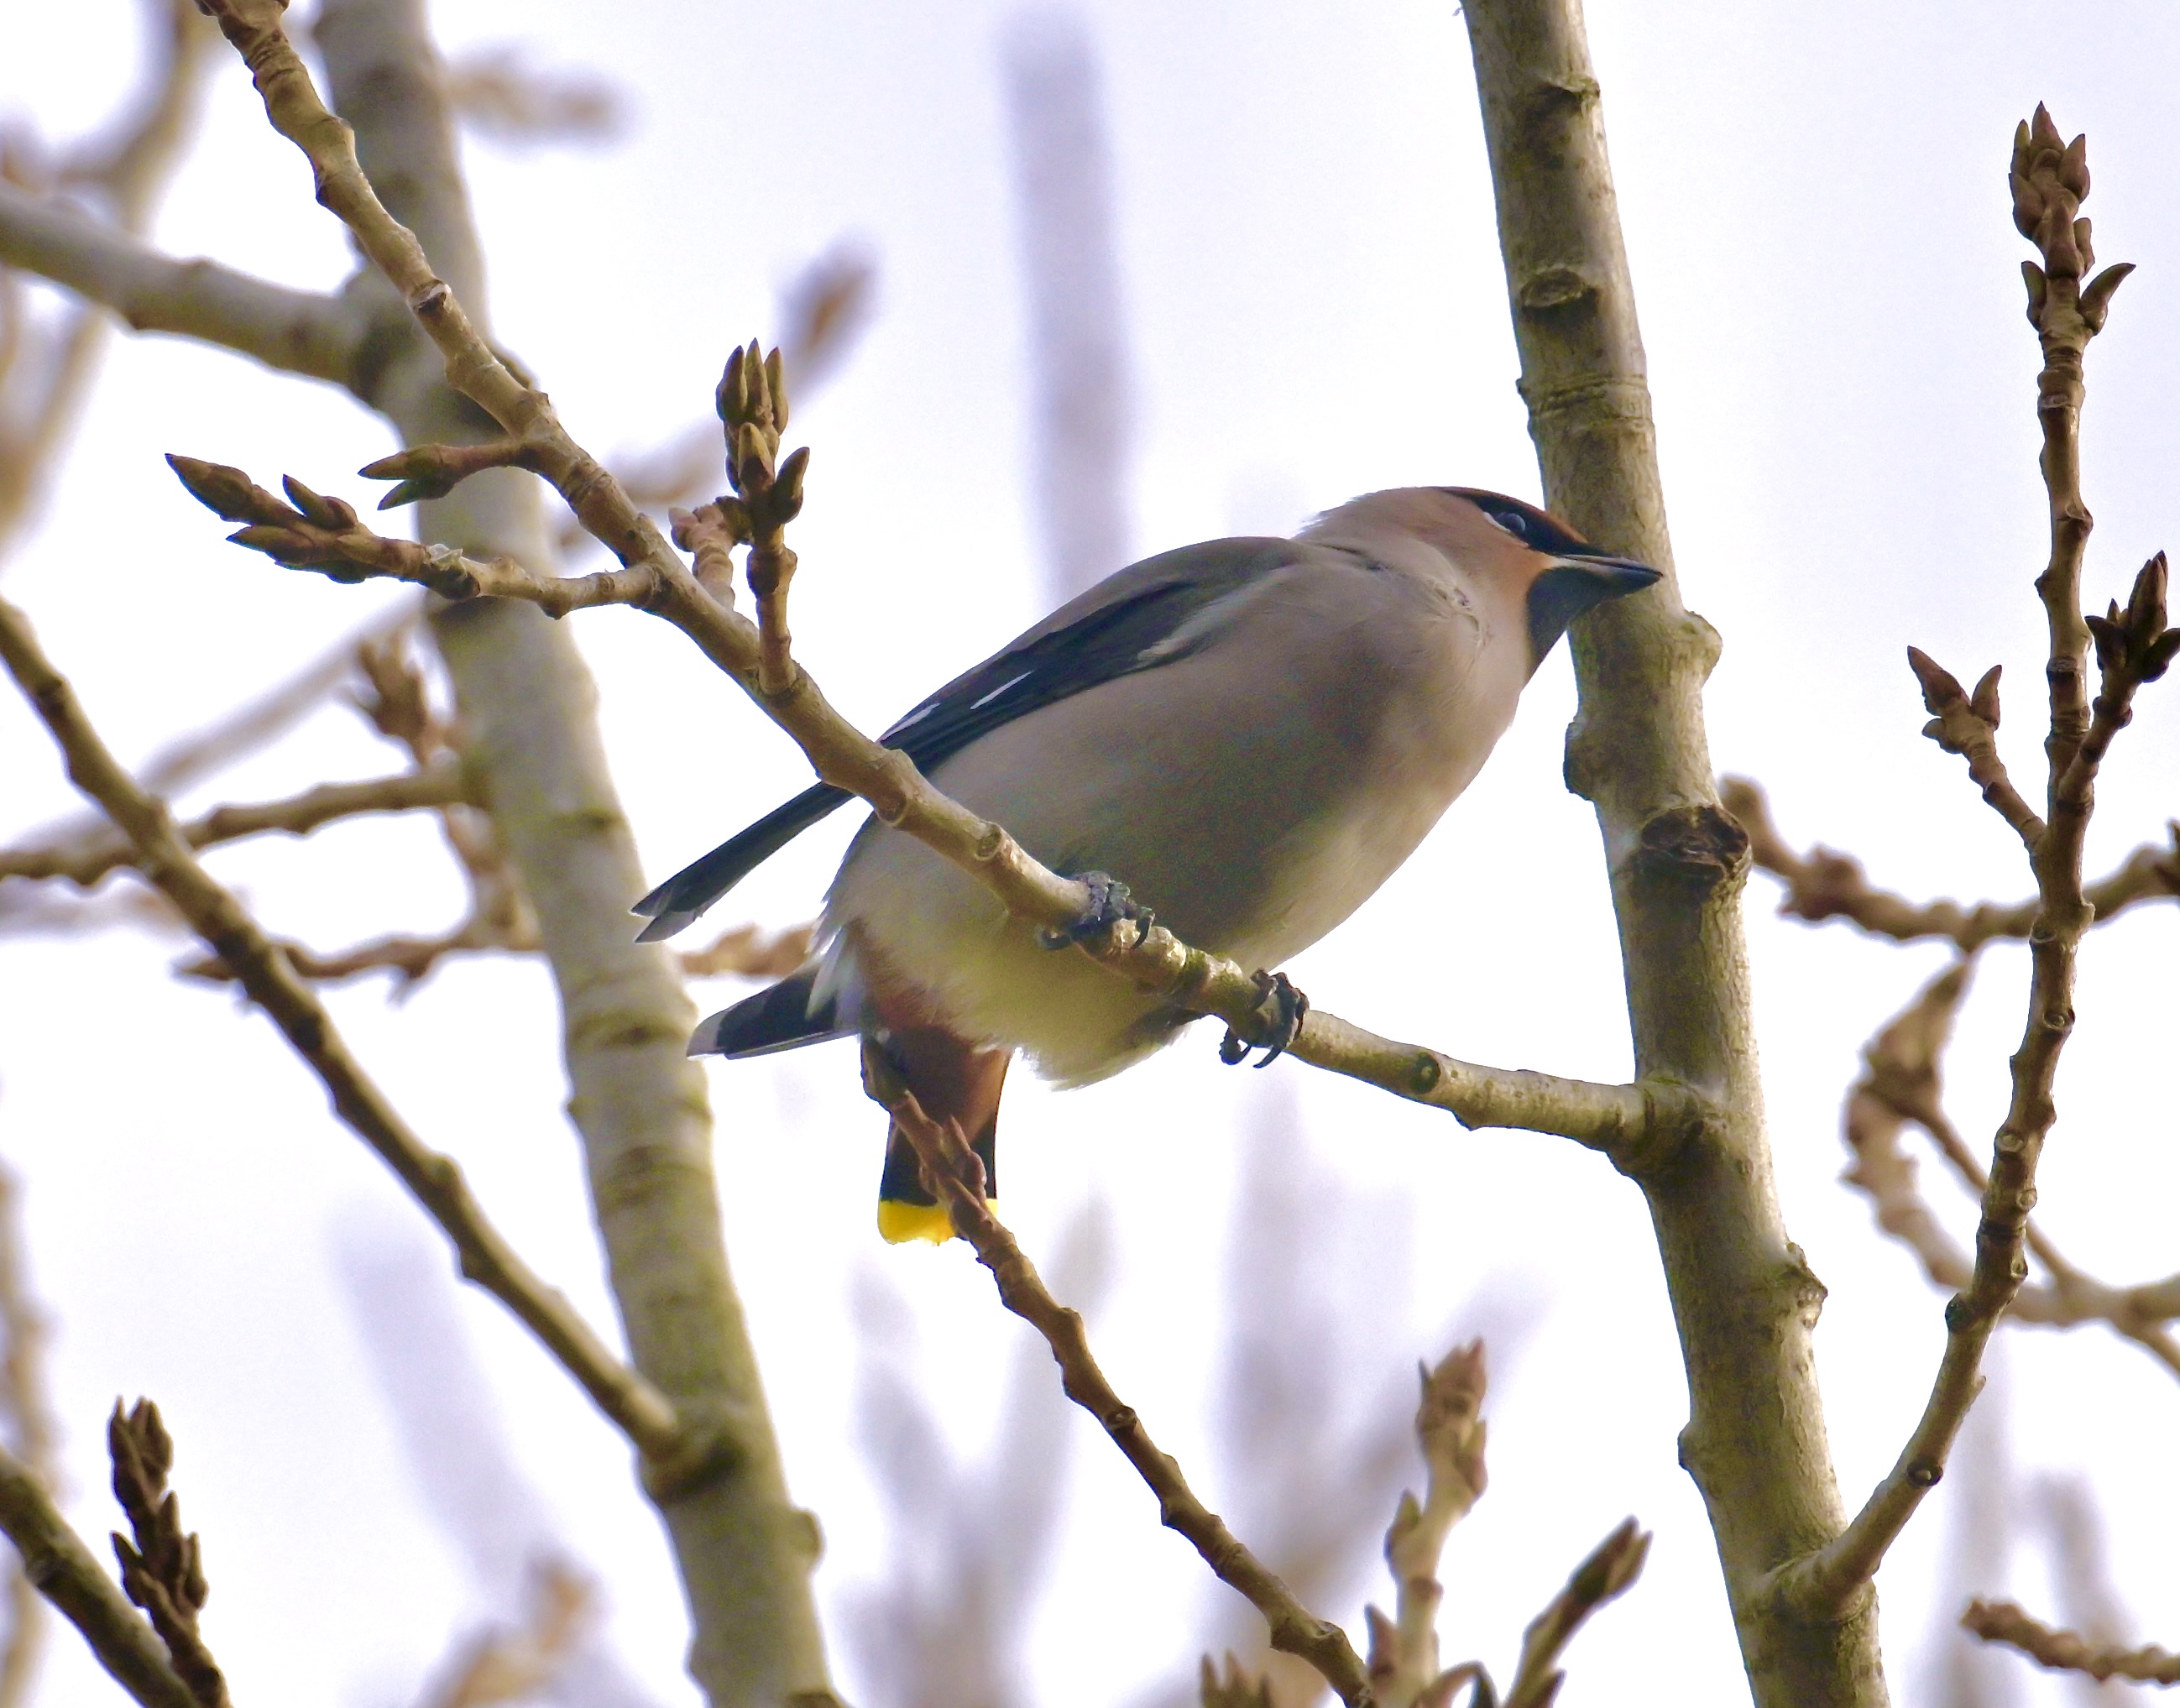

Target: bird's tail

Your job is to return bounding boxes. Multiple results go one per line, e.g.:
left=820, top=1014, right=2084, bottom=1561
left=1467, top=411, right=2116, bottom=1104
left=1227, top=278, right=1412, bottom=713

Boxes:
left=870, top=1025, right=1010, bottom=1245
left=633, top=782, right=851, bottom=943
left=687, top=963, right=854, bottom=1058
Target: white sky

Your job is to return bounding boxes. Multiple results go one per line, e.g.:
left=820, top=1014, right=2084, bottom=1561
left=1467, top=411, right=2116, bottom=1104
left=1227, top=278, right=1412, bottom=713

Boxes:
left=2, top=3, right=2177, bottom=1705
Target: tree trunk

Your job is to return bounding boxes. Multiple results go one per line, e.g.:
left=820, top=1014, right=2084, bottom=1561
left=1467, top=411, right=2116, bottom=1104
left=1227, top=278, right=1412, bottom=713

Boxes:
left=315, top=3, right=835, bottom=1700
left=1462, top=3, right=1889, bottom=1702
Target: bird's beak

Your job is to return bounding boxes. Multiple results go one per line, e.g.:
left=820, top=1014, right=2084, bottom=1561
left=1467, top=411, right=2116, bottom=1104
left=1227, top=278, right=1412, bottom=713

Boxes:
left=1525, top=553, right=1662, bottom=669
left=1550, top=552, right=1661, bottom=595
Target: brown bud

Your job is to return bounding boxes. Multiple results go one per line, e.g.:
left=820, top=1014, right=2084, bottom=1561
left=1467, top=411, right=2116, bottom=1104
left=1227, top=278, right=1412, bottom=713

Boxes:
left=764, top=346, right=787, bottom=432
left=716, top=344, right=749, bottom=426
left=280, top=474, right=357, bottom=531
left=1970, top=665, right=2002, bottom=729
left=2022, top=260, right=2047, bottom=325
left=2079, top=261, right=2133, bottom=332
left=1906, top=645, right=1966, bottom=713
left=166, top=453, right=284, bottom=525
left=772, top=445, right=809, bottom=520
left=2059, top=132, right=2089, bottom=200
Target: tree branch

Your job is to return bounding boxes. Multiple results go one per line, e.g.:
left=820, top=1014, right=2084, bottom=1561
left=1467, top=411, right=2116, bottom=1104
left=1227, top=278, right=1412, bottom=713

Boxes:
left=1839, top=959, right=2180, bottom=1379
left=0, top=765, right=465, bottom=887
left=0, top=588, right=689, bottom=1467
left=1772, top=107, right=2173, bottom=1623
left=1723, top=776, right=2178, bottom=951
left=0, top=180, right=363, bottom=389
left=303, top=2, right=836, bottom=1695
left=858, top=1039, right=1376, bottom=1708
left=0, top=1442, right=196, bottom=1708
left=0, top=1161, right=56, bottom=1708
left=1962, top=1601, right=2180, bottom=1686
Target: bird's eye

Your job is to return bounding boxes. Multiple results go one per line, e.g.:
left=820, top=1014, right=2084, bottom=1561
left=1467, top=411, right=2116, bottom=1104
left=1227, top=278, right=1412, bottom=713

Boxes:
left=1487, top=509, right=1530, bottom=541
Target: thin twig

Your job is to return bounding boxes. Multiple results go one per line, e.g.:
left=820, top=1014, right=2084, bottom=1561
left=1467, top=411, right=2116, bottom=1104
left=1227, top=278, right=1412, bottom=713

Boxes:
left=1500, top=1519, right=1651, bottom=1708
left=0, top=589, right=687, bottom=1468
left=1840, top=960, right=2180, bottom=1379
left=0, top=765, right=466, bottom=886
left=179, top=0, right=1705, bottom=1168
left=0, top=1161, right=56, bottom=1708
left=859, top=1039, right=1375, bottom=1708
left=1905, top=651, right=2046, bottom=849
left=1722, top=776, right=2177, bottom=951
left=1963, top=1600, right=2180, bottom=1685
left=107, top=1401, right=227, bottom=1708
left=1773, top=105, right=2172, bottom=1621
left=1364, top=1345, right=1488, bottom=1708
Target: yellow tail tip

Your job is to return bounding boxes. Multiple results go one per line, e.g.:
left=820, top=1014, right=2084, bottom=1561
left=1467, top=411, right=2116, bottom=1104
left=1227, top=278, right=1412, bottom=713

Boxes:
left=877, top=1199, right=954, bottom=1245
left=876, top=1198, right=996, bottom=1245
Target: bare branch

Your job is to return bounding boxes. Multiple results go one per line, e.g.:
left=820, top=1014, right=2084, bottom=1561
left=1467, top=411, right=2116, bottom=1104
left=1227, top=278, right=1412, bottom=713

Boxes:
left=1775, top=104, right=2168, bottom=1620
left=443, top=45, right=624, bottom=147
left=1723, top=776, right=2177, bottom=951
left=1840, top=959, right=2180, bottom=1379
left=423, top=1558, right=593, bottom=1708
left=175, top=445, right=1696, bottom=1159
left=0, top=588, right=688, bottom=1467
left=859, top=1039, right=1375, bottom=1708
left=1963, top=1600, right=2180, bottom=1686
left=0, top=180, right=363, bottom=388
left=0, top=765, right=465, bottom=887
left=677, top=922, right=814, bottom=982
left=0, top=1443, right=194, bottom=1708
left=0, top=1160, right=56, bottom=1708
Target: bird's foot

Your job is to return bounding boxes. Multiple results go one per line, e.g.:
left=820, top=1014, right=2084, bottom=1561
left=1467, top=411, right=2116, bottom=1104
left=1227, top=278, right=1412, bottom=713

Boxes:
left=1038, top=871, right=1154, bottom=952
left=1219, top=970, right=1310, bottom=1068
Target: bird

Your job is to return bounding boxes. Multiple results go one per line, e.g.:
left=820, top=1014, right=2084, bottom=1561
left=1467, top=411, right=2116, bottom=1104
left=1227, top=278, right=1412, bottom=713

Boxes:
left=635, top=486, right=1659, bottom=1242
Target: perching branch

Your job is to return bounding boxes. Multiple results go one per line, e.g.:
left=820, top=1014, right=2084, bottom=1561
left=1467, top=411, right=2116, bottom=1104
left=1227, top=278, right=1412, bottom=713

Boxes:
left=858, top=1039, right=1376, bottom=1708
left=0, top=1444, right=195, bottom=1708
left=1962, top=1600, right=2180, bottom=1686
left=164, top=448, right=1696, bottom=1164
left=1723, top=776, right=2177, bottom=952
left=1771, top=106, right=2173, bottom=1623
left=0, top=588, right=688, bottom=1468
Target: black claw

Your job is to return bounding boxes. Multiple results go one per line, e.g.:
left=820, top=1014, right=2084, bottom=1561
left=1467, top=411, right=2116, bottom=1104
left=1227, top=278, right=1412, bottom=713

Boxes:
left=1038, top=871, right=1145, bottom=951
left=1219, top=970, right=1310, bottom=1068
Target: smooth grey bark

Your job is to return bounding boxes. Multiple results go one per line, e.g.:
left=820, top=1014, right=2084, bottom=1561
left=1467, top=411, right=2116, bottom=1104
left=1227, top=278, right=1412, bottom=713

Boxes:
left=313, top=3, right=834, bottom=1702
left=1462, top=3, right=1888, bottom=1704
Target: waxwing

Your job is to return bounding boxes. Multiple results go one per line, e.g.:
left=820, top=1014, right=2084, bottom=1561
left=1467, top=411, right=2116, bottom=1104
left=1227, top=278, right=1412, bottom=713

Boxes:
left=635, top=487, right=1659, bottom=1241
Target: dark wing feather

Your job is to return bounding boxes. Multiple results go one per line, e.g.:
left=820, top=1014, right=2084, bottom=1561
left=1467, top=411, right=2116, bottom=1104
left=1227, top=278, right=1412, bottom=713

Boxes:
left=632, top=538, right=1292, bottom=938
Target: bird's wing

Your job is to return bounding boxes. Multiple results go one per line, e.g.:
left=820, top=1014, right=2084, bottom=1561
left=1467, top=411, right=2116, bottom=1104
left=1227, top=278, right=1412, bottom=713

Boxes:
left=632, top=537, right=1297, bottom=939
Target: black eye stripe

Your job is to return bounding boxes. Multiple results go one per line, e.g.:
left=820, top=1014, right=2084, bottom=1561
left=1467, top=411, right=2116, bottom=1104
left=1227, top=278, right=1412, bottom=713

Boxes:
left=1437, top=486, right=1596, bottom=557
